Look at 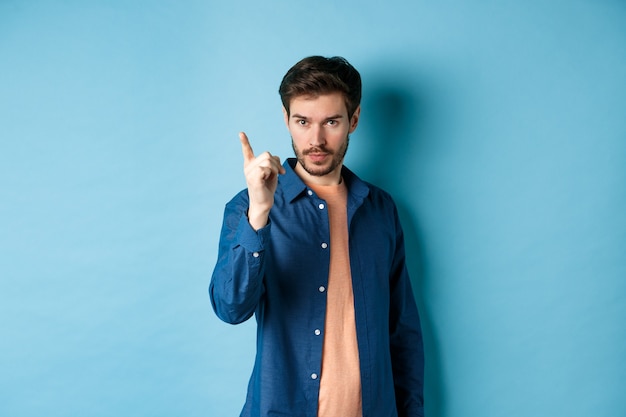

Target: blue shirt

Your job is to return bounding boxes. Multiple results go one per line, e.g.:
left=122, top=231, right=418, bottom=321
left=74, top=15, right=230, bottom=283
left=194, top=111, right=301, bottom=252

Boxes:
left=210, top=159, right=424, bottom=417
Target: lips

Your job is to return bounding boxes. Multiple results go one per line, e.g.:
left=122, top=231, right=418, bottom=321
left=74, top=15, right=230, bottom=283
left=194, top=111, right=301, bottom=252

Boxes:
left=307, top=152, right=330, bottom=163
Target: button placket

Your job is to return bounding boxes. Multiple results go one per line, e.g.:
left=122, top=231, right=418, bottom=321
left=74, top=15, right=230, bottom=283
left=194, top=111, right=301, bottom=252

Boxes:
left=311, top=189, right=327, bottom=386
left=315, top=197, right=329, bottom=251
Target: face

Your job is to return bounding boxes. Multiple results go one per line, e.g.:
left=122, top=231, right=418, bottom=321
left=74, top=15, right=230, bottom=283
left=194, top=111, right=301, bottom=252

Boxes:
left=284, top=92, right=360, bottom=184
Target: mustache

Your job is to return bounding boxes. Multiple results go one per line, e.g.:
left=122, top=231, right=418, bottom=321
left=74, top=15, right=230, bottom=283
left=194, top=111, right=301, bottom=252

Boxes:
left=302, top=146, right=333, bottom=155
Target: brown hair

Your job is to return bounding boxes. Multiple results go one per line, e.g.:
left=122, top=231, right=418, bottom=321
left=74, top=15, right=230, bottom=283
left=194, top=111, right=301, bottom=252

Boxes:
left=279, top=56, right=362, bottom=119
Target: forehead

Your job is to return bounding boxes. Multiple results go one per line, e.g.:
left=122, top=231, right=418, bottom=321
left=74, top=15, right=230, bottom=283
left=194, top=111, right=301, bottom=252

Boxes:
left=289, top=92, right=348, bottom=117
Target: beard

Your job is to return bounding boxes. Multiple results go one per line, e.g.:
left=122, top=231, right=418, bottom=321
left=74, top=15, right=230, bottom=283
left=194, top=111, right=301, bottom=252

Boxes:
left=292, top=135, right=350, bottom=177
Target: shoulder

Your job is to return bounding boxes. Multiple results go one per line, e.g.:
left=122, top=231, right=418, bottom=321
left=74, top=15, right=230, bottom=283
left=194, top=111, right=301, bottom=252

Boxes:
left=222, top=189, right=250, bottom=226
left=362, top=182, right=401, bottom=223
left=225, top=189, right=249, bottom=209
left=343, top=165, right=397, bottom=209
left=364, top=181, right=395, bottom=203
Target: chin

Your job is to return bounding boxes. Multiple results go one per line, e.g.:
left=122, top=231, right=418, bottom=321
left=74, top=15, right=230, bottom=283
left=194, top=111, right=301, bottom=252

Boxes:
left=305, top=162, right=339, bottom=177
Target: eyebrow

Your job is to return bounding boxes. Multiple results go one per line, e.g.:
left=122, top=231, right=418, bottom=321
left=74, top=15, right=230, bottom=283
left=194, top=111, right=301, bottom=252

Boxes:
left=291, top=113, right=344, bottom=120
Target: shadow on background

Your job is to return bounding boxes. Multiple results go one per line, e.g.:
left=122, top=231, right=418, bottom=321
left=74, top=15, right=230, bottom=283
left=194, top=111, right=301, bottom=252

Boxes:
left=359, top=75, right=446, bottom=417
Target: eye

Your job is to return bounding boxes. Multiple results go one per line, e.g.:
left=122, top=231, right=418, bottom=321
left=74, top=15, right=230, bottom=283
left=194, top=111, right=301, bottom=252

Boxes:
left=297, top=119, right=307, bottom=126
left=327, top=120, right=337, bottom=126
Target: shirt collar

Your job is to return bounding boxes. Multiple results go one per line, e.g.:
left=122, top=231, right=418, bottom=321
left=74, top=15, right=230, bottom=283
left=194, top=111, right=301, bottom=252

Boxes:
left=280, top=158, right=370, bottom=203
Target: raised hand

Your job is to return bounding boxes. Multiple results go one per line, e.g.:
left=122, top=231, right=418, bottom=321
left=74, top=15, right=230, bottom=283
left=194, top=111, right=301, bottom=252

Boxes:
left=240, top=132, right=285, bottom=230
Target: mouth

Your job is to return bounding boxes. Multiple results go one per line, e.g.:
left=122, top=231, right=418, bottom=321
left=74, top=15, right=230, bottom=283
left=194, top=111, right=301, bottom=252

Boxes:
left=306, top=152, right=330, bottom=163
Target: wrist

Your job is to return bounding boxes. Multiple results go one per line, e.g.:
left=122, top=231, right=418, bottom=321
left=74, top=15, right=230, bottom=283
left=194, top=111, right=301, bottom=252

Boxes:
left=247, top=205, right=270, bottom=231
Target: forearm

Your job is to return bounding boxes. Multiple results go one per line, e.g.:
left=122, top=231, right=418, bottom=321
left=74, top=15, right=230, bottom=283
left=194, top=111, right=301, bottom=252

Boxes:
left=210, top=201, right=271, bottom=324
left=391, top=314, right=425, bottom=417
left=390, top=271, right=425, bottom=416
left=388, top=205, right=425, bottom=415
left=247, top=203, right=271, bottom=231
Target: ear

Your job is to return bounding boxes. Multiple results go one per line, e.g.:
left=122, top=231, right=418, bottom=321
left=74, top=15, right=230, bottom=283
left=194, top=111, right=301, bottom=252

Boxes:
left=348, top=105, right=361, bottom=133
left=282, top=106, right=289, bottom=127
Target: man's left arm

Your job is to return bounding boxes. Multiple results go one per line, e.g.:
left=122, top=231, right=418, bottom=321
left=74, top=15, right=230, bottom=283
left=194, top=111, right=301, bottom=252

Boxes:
left=388, top=205, right=425, bottom=417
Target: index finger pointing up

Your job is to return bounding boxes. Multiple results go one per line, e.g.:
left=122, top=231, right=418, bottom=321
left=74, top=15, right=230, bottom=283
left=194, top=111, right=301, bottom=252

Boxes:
left=239, top=132, right=255, bottom=163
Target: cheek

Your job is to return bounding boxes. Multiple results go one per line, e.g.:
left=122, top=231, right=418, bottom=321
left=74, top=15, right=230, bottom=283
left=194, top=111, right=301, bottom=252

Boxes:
left=287, top=124, right=301, bottom=138
left=289, top=131, right=308, bottom=149
left=290, top=129, right=305, bottom=142
left=328, top=128, right=349, bottom=143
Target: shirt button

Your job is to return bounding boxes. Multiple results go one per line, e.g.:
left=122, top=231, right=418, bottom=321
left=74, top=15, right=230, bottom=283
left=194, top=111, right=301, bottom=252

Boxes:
left=321, top=242, right=328, bottom=249
left=314, top=329, right=321, bottom=336
left=252, top=252, right=260, bottom=258
left=311, top=373, right=318, bottom=380
left=318, top=286, right=326, bottom=293
left=318, top=203, right=325, bottom=210
left=307, top=190, right=313, bottom=196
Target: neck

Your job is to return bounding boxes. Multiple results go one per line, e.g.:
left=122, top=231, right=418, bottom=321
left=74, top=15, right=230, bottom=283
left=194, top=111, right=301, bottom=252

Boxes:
left=295, top=162, right=343, bottom=186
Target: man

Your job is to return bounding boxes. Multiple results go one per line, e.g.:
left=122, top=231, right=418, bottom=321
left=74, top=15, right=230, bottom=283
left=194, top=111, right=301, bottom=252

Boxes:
left=210, top=56, right=424, bottom=417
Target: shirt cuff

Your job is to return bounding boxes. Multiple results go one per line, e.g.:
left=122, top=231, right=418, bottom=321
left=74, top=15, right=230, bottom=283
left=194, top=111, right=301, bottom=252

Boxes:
left=235, top=214, right=271, bottom=253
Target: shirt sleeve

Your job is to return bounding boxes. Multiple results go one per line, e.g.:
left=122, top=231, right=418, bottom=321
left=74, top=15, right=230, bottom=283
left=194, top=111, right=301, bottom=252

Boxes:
left=209, top=192, right=271, bottom=324
left=388, top=203, right=425, bottom=417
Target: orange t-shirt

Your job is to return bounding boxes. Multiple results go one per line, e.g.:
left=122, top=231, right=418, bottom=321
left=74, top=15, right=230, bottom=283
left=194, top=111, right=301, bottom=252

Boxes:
left=308, top=181, right=362, bottom=417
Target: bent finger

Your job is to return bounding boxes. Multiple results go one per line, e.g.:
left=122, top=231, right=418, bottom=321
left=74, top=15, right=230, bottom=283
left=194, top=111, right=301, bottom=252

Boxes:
left=271, top=155, right=286, bottom=174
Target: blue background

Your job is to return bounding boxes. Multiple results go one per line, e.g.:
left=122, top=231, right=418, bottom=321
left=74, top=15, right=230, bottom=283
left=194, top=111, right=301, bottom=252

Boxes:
left=1, top=1, right=625, bottom=416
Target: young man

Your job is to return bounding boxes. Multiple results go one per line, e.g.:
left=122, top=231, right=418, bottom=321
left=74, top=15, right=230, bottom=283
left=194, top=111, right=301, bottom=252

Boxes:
left=210, top=56, right=424, bottom=417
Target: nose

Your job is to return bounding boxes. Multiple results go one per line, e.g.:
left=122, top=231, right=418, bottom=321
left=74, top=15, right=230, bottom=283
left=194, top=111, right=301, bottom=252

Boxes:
left=309, top=125, right=326, bottom=147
